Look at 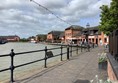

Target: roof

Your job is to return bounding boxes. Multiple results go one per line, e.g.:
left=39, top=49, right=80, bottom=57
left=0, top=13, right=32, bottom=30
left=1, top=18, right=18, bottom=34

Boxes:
left=74, top=26, right=101, bottom=36
left=89, top=26, right=99, bottom=30
left=59, top=32, right=65, bottom=37
left=0, top=35, right=20, bottom=38
left=82, top=28, right=90, bottom=31
left=65, top=25, right=83, bottom=30
left=82, top=26, right=99, bottom=31
left=48, top=31, right=64, bottom=36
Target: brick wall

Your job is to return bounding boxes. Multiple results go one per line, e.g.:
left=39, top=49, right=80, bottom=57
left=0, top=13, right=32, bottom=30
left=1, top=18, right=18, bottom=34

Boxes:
left=107, top=61, right=117, bottom=81
left=65, top=29, right=72, bottom=44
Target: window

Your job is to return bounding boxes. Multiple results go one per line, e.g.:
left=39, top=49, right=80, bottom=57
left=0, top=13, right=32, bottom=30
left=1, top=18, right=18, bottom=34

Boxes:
left=92, top=38, right=94, bottom=42
left=104, top=38, right=107, bottom=43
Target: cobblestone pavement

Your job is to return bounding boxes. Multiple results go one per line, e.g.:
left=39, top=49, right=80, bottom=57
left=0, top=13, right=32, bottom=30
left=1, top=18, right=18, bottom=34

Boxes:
left=16, top=47, right=107, bottom=83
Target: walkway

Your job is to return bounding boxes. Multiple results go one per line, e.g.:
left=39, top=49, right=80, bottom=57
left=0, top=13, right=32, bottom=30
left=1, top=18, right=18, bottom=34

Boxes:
left=16, top=47, right=107, bottom=83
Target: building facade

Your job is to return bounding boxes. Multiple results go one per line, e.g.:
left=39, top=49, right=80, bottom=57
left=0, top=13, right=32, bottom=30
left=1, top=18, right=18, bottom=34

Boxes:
left=82, top=27, right=109, bottom=46
left=0, top=35, right=20, bottom=42
left=64, top=25, right=109, bottom=46
left=47, top=31, right=63, bottom=43
left=65, top=25, right=83, bottom=44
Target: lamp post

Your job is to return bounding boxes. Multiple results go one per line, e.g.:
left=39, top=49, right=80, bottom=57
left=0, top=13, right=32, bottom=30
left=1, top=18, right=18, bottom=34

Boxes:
left=85, top=23, right=90, bottom=51
left=85, top=23, right=90, bottom=42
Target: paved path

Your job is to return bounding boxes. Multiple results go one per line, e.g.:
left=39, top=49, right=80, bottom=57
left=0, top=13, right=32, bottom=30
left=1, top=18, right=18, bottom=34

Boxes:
left=16, top=47, right=107, bottom=83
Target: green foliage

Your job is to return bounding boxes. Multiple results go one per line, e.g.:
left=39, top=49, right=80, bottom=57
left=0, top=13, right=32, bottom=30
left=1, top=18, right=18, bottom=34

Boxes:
left=98, top=53, right=107, bottom=63
left=99, top=57, right=107, bottom=63
left=99, top=0, right=118, bottom=35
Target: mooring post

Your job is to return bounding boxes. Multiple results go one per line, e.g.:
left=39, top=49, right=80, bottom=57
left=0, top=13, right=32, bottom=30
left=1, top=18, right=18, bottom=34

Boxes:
left=70, top=45, right=72, bottom=57
left=67, top=46, right=69, bottom=60
left=10, top=49, right=15, bottom=83
left=76, top=44, right=78, bottom=54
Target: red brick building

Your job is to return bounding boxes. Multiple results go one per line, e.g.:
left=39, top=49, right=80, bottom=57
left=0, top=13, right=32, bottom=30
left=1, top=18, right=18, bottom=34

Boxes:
left=65, top=25, right=83, bottom=44
left=47, top=31, right=63, bottom=43
left=0, top=35, right=20, bottom=42
left=65, top=25, right=109, bottom=46
left=82, top=26, right=109, bottom=46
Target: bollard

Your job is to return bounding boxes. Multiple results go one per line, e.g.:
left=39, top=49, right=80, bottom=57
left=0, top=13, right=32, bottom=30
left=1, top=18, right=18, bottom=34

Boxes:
left=87, top=43, right=90, bottom=52
left=60, top=45, right=63, bottom=61
left=67, top=46, right=69, bottom=59
left=44, top=46, right=47, bottom=68
left=10, top=49, right=15, bottom=83
left=70, top=45, right=72, bottom=57
left=76, top=44, right=78, bottom=54
left=93, top=43, right=94, bottom=48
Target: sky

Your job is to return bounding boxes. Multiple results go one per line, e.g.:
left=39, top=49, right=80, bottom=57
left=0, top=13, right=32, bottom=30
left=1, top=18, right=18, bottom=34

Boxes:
left=0, top=0, right=111, bottom=38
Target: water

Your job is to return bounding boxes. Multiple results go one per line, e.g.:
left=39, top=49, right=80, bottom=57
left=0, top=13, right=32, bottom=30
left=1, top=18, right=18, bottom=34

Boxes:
left=0, top=42, right=71, bottom=82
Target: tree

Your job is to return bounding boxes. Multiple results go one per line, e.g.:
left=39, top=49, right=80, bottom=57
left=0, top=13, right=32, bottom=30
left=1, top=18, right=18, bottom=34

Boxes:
left=99, top=0, right=118, bottom=35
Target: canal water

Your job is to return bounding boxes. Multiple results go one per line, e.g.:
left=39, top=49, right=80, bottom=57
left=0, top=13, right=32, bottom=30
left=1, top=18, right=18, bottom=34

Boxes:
left=0, top=42, right=77, bottom=82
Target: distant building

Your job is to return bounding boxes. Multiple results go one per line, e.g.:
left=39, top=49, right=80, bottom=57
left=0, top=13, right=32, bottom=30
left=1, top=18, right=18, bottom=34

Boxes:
left=0, top=35, right=20, bottom=42
left=30, top=38, right=37, bottom=43
left=28, top=36, right=37, bottom=43
left=59, top=32, right=65, bottom=44
left=35, top=34, right=47, bottom=42
left=81, top=26, right=108, bottom=46
left=64, top=25, right=109, bottom=46
left=46, top=25, right=109, bottom=46
left=47, top=31, right=64, bottom=43
left=65, top=25, right=83, bottom=44
left=68, top=26, right=109, bottom=46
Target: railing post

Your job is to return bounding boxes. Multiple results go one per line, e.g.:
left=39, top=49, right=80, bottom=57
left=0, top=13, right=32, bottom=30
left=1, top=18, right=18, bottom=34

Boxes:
left=60, top=45, right=63, bottom=61
left=70, top=45, right=72, bottom=57
left=44, top=46, right=47, bottom=68
left=76, top=44, right=78, bottom=54
left=67, top=46, right=69, bottom=60
left=10, top=49, right=15, bottom=83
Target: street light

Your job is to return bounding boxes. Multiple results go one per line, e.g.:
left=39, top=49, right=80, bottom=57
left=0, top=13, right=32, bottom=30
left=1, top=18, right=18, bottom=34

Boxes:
left=85, top=23, right=90, bottom=51
left=85, top=23, right=90, bottom=42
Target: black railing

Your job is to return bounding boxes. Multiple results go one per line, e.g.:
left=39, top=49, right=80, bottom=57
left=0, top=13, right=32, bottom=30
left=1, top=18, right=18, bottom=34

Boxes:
left=109, top=29, right=118, bottom=61
left=0, top=45, right=86, bottom=82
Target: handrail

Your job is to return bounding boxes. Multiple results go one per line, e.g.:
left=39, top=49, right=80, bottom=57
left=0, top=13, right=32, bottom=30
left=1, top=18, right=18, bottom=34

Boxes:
left=0, top=54, right=9, bottom=57
left=0, top=68, right=10, bottom=72
left=15, top=58, right=45, bottom=69
left=15, top=49, right=45, bottom=55
left=0, top=44, right=88, bottom=82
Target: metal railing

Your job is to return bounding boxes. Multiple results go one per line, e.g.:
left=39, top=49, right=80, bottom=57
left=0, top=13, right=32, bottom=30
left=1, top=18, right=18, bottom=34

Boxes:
left=0, top=45, right=84, bottom=82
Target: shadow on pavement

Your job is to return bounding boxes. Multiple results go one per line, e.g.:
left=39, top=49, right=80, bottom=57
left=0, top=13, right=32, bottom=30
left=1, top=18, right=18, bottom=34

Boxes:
left=74, top=79, right=90, bottom=83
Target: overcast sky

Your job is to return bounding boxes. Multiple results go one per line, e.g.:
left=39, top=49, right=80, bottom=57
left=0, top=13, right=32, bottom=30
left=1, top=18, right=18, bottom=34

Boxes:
left=0, top=0, right=111, bottom=38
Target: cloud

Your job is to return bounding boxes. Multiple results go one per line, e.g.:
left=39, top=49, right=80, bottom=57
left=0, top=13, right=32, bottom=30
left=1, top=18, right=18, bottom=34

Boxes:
left=0, top=0, right=111, bottom=38
left=37, top=0, right=67, bottom=9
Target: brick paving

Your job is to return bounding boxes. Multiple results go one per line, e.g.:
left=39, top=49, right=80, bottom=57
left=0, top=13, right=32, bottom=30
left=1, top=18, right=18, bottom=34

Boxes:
left=16, top=47, right=107, bottom=83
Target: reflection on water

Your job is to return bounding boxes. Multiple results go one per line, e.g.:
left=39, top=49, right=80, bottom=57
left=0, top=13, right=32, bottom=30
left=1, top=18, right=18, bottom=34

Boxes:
left=0, top=42, right=70, bottom=82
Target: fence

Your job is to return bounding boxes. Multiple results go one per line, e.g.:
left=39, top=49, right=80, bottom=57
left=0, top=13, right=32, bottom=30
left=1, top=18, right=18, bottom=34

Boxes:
left=0, top=45, right=86, bottom=82
left=109, top=29, right=118, bottom=61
